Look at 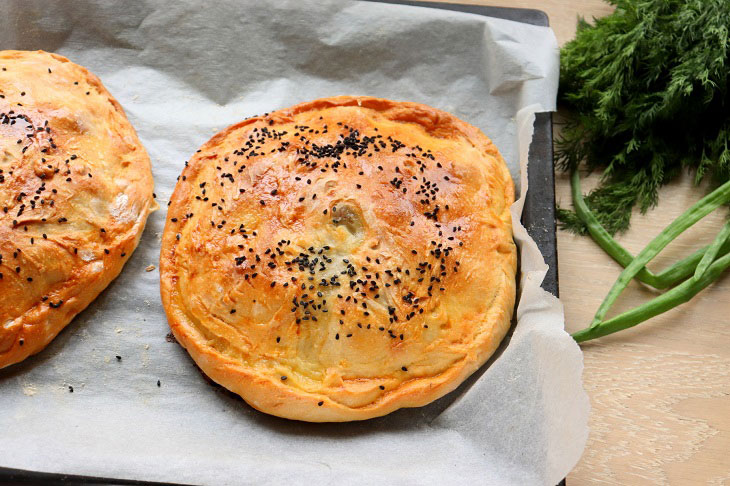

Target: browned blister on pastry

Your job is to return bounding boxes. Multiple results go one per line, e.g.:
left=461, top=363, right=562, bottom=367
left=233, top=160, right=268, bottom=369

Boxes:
left=0, top=51, right=155, bottom=368
left=160, top=96, right=515, bottom=421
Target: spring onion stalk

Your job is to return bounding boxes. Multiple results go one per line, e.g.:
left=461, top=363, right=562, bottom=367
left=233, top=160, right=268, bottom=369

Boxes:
left=572, top=250, right=730, bottom=342
left=694, top=220, right=730, bottom=280
left=571, top=170, right=730, bottom=289
left=654, top=240, right=730, bottom=287
left=590, top=178, right=730, bottom=327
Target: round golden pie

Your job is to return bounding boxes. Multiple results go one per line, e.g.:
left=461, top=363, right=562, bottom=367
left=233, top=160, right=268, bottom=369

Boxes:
left=160, top=96, right=516, bottom=421
left=0, top=50, right=155, bottom=368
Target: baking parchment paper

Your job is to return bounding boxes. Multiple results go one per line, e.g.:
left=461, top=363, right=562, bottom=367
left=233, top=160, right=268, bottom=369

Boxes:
left=0, top=1, right=589, bottom=484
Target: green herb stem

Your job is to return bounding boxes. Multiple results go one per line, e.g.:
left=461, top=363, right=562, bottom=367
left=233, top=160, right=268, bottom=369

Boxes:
left=571, top=169, right=656, bottom=284
left=573, top=250, right=730, bottom=342
left=654, top=240, right=730, bottom=287
left=590, top=179, right=730, bottom=327
left=571, top=170, right=730, bottom=289
left=694, top=220, right=730, bottom=280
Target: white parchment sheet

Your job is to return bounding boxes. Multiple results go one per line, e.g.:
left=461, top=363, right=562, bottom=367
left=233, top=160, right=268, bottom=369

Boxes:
left=0, top=1, right=589, bottom=484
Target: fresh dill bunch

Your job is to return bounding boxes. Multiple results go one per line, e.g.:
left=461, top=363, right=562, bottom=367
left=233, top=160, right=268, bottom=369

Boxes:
left=557, top=0, right=730, bottom=235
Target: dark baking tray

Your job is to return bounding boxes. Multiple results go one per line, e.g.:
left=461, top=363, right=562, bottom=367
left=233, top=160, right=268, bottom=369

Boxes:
left=0, top=3, right=560, bottom=485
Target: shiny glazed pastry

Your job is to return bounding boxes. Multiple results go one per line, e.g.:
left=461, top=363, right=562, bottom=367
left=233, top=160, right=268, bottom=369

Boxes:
left=0, top=51, right=155, bottom=368
left=160, top=96, right=516, bottom=421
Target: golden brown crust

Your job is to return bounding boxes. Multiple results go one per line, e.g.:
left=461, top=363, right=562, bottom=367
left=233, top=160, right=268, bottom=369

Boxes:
left=0, top=51, right=155, bottom=368
left=160, top=96, right=515, bottom=421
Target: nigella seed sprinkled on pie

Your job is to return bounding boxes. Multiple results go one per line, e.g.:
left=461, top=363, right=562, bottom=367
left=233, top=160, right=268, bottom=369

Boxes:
left=160, top=96, right=516, bottom=422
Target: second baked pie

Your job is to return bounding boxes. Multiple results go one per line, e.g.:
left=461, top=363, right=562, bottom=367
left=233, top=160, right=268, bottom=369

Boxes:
left=0, top=50, right=155, bottom=368
left=160, top=96, right=516, bottom=421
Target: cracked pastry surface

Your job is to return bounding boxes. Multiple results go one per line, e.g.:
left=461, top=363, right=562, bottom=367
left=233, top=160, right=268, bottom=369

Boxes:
left=0, top=50, right=155, bottom=368
left=160, top=96, right=516, bottom=421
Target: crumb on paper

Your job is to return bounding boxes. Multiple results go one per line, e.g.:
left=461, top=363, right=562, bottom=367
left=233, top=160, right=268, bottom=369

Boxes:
left=62, top=383, right=84, bottom=393
left=146, top=265, right=156, bottom=272
left=115, top=327, right=123, bottom=334
left=22, top=383, right=37, bottom=396
left=144, top=344, right=150, bottom=350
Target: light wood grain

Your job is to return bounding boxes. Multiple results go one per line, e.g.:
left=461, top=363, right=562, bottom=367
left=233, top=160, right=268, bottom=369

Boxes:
left=558, top=170, right=730, bottom=485
left=418, top=1, right=730, bottom=483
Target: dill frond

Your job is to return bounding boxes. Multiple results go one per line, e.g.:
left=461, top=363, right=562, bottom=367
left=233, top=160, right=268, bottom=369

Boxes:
left=557, top=0, right=730, bottom=234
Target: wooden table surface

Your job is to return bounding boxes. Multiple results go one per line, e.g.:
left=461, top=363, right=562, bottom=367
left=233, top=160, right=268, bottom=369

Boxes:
left=422, top=1, right=730, bottom=484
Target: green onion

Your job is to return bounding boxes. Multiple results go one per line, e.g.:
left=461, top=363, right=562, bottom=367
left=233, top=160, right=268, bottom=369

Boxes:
left=693, top=220, right=730, bottom=280
left=573, top=250, right=730, bottom=342
left=654, top=240, right=730, bottom=288
left=571, top=170, right=730, bottom=289
left=589, top=179, right=730, bottom=327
